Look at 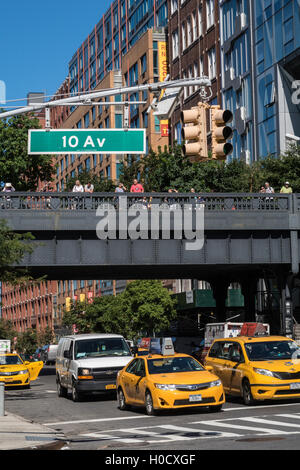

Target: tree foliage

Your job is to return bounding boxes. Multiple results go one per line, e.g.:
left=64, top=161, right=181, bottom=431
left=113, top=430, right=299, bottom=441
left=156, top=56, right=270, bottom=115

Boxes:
left=65, top=169, right=116, bottom=192
left=118, top=143, right=300, bottom=193
left=62, top=280, right=177, bottom=339
left=0, top=220, right=35, bottom=284
left=0, top=113, right=54, bottom=190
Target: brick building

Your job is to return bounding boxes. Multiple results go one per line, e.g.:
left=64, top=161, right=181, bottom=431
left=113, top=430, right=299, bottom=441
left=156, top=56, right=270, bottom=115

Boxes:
left=168, top=0, right=222, bottom=145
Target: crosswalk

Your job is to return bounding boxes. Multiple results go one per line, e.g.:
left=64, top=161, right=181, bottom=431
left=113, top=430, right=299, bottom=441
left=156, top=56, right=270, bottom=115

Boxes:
left=80, top=412, right=300, bottom=445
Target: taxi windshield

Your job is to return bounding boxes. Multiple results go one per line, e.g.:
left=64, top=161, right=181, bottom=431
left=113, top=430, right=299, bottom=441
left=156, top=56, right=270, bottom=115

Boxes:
left=244, top=340, right=300, bottom=361
left=0, top=355, right=23, bottom=366
left=74, top=338, right=131, bottom=359
left=147, top=356, right=205, bottom=374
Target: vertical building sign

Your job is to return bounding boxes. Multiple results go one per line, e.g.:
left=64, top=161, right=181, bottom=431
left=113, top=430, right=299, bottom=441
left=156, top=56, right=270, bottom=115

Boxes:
left=158, top=41, right=169, bottom=137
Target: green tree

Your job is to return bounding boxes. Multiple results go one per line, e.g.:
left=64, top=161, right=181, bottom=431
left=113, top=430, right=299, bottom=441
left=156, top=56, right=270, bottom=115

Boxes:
left=16, top=328, right=38, bottom=355
left=0, top=319, right=17, bottom=343
left=62, top=280, right=177, bottom=339
left=122, top=280, right=177, bottom=337
left=257, top=143, right=300, bottom=192
left=65, top=169, right=116, bottom=192
left=0, top=113, right=54, bottom=190
left=37, top=327, right=55, bottom=346
left=0, top=220, right=35, bottom=284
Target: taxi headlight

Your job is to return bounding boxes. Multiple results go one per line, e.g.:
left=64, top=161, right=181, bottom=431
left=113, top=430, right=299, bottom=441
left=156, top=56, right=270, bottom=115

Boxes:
left=155, top=384, right=176, bottom=391
left=18, top=369, right=28, bottom=375
left=253, top=368, right=274, bottom=377
left=209, top=379, right=222, bottom=387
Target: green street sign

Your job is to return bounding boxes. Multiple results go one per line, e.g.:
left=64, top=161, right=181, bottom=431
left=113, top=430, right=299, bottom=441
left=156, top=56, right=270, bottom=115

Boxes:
left=28, top=129, right=146, bottom=155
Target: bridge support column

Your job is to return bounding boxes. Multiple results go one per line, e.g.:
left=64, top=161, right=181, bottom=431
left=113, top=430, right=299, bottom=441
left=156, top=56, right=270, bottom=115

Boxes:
left=277, top=273, right=294, bottom=338
left=240, top=278, right=258, bottom=322
left=211, top=279, right=230, bottom=323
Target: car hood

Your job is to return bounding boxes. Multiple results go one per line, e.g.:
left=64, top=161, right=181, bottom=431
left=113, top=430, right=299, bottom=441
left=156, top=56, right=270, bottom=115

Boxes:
left=75, top=356, right=133, bottom=369
left=251, top=359, right=300, bottom=372
left=148, top=370, right=218, bottom=384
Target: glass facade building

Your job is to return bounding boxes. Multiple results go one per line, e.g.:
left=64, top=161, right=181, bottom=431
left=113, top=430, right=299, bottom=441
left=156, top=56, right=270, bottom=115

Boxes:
left=220, top=0, right=300, bottom=162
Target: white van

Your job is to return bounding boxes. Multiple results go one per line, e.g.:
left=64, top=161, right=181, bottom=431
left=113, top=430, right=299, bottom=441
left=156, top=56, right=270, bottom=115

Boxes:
left=56, top=333, right=133, bottom=401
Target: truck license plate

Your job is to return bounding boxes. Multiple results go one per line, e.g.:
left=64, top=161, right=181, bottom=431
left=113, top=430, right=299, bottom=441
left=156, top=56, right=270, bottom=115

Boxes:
left=106, top=384, right=116, bottom=390
left=189, top=394, right=202, bottom=402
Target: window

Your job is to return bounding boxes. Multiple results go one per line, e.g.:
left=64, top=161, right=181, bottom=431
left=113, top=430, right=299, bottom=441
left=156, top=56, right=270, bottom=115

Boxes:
left=183, top=70, right=188, bottom=99
left=208, top=47, right=216, bottom=79
left=206, top=0, right=214, bottom=29
left=126, top=359, right=138, bottom=374
left=187, top=17, right=192, bottom=46
left=192, top=11, right=197, bottom=41
left=171, top=0, right=178, bottom=15
left=84, top=112, right=90, bottom=128
left=182, top=22, right=186, bottom=50
left=198, top=6, right=203, bottom=36
left=172, top=30, right=179, bottom=59
left=140, top=54, right=147, bottom=75
left=188, top=66, right=193, bottom=95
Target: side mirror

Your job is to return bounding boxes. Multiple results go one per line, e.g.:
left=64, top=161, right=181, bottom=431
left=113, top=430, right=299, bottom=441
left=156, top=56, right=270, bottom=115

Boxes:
left=63, top=351, right=70, bottom=359
left=205, top=365, right=213, bottom=372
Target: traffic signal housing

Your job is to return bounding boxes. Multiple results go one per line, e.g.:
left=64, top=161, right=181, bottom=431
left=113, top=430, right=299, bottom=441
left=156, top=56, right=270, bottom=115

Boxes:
left=181, top=102, right=208, bottom=162
left=210, top=105, right=233, bottom=160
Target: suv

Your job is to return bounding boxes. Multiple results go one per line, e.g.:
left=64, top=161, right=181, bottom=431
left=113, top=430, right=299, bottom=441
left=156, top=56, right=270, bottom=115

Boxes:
left=56, top=333, right=133, bottom=401
left=205, top=335, right=300, bottom=405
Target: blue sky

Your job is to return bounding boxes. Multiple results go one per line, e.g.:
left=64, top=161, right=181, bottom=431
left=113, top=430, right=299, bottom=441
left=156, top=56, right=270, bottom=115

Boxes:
left=1, top=0, right=113, bottom=106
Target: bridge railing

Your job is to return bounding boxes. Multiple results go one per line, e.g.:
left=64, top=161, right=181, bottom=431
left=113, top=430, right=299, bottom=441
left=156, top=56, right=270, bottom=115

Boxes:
left=0, top=192, right=293, bottom=212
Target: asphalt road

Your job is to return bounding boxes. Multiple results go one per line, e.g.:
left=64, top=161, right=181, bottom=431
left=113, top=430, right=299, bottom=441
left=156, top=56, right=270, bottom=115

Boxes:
left=4, top=365, right=300, bottom=452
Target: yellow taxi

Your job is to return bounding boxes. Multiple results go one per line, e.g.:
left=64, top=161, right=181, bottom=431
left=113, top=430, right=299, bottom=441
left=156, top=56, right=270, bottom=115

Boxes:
left=116, top=338, right=225, bottom=415
left=0, top=353, right=43, bottom=389
left=205, top=333, right=300, bottom=405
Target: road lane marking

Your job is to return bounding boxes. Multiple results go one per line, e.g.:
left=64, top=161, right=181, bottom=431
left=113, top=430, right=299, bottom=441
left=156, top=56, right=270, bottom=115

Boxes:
left=239, top=416, right=300, bottom=428
left=158, top=424, right=238, bottom=438
left=193, top=420, right=290, bottom=435
left=224, top=402, right=300, bottom=412
left=81, top=432, right=143, bottom=444
left=276, top=413, right=300, bottom=420
left=44, top=415, right=152, bottom=426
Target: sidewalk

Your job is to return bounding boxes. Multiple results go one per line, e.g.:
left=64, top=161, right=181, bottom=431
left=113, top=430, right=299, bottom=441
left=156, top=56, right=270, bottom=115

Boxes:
left=0, top=412, right=66, bottom=450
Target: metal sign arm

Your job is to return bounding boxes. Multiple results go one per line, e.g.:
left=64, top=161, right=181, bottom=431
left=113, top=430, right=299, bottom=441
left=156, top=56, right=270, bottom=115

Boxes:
left=0, top=77, right=211, bottom=119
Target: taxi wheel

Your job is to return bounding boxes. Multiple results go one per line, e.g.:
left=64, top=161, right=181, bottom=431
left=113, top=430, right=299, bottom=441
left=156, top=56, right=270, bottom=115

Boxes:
left=145, top=391, right=156, bottom=416
left=242, top=379, right=254, bottom=406
left=118, top=387, right=129, bottom=410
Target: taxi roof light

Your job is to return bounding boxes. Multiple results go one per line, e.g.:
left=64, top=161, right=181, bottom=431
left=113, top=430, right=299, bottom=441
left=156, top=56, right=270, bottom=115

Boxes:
left=138, top=337, right=175, bottom=356
left=239, top=322, right=269, bottom=337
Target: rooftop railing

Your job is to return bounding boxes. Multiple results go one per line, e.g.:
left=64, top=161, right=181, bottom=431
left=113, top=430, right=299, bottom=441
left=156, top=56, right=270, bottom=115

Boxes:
left=0, top=192, right=294, bottom=212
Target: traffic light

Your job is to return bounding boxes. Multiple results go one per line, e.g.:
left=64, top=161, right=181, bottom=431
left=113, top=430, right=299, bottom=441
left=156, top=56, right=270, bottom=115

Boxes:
left=210, top=105, right=233, bottom=160
left=181, top=102, right=208, bottom=162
